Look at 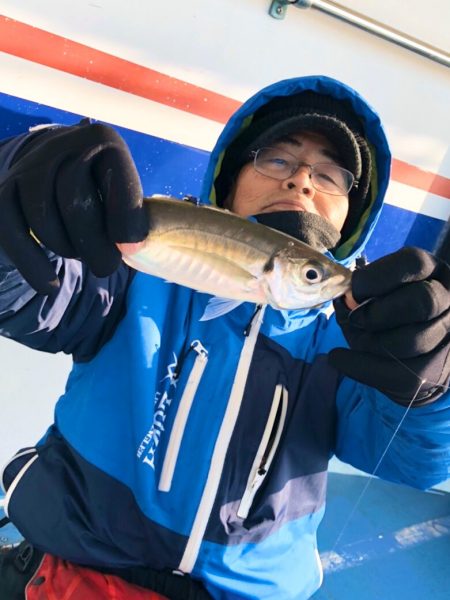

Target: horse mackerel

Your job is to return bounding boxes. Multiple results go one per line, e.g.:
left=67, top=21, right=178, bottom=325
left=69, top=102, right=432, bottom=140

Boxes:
left=121, top=196, right=352, bottom=315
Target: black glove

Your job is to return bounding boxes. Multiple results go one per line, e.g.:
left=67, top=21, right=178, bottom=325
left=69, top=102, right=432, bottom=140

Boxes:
left=329, top=247, right=450, bottom=406
left=0, top=120, right=149, bottom=294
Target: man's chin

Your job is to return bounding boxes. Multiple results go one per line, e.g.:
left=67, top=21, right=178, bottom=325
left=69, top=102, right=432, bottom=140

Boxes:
left=253, top=211, right=341, bottom=252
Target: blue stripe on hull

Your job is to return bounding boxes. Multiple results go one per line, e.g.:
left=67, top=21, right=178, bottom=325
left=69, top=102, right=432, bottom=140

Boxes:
left=365, top=204, right=445, bottom=261
left=0, top=91, right=446, bottom=258
left=0, top=91, right=209, bottom=200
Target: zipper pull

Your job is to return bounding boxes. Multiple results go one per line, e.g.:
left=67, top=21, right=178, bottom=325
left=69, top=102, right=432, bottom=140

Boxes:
left=251, top=469, right=266, bottom=489
left=244, top=304, right=263, bottom=337
left=236, top=469, right=267, bottom=519
left=190, top=339, right=208, bottom=359
left=245, top=463, right=268, bottom=498
left=173, top=340, right=208, bottom=381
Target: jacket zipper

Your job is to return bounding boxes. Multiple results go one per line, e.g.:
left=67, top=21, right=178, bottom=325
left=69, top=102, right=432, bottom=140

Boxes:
left=237, top=384, right=288, bottom=519
left=1, top=448, right=37, bottom=494
left=158, top=340, right=209, bottom=493
left=177, top=305, right=266, bottom=573
left=3, top=452, right=39, bottom=518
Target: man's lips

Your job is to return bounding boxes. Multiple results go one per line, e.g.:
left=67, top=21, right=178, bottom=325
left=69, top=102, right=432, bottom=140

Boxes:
left=264, top=200, right=307, bottom=211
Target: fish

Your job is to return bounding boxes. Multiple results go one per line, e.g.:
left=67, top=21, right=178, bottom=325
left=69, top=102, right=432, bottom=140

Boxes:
left=121, top=195, right=352, bottom=320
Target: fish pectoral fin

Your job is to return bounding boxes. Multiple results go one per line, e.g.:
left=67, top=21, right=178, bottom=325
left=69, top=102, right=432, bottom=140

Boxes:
left=199, top=297, right=243, bottom=321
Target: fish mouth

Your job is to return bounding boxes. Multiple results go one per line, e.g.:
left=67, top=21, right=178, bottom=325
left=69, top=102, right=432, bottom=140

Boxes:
left=326, top=274, right=352, bottom=299
left=302, top=273, right=351, bottom=306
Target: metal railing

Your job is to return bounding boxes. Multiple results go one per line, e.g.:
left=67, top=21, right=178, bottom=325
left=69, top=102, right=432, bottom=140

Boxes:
left=269, top=0, right=450, bottom=68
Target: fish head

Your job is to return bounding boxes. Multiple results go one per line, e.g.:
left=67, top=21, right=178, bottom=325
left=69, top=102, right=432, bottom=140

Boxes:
left=264, top=246, right=352, bottom=309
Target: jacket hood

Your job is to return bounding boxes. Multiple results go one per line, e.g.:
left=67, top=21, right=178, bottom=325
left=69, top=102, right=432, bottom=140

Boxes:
left=200, top=75, right=391, bottom=266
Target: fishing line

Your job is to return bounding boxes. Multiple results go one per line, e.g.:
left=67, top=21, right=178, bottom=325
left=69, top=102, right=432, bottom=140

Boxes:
left=331, top=394, right=416, bottom=552
left=330, top=326, right=450, bottom=553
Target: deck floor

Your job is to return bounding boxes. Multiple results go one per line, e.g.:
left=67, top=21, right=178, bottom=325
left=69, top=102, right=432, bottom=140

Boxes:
left=313, top=460, right=450, bottom=599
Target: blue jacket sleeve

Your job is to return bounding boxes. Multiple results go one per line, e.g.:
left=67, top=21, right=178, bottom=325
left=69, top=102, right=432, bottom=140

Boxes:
left=0, top=131, right=135, bottom=363
left=314, top=312, right=450, bottom=490
left=335, top=378, right=450, bottom=489
left=327, top=311, right=450, bottom=489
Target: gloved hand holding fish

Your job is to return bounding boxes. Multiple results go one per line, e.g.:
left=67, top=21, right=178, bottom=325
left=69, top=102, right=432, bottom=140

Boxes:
left=330, top=247, right=450, bottom=405
left=0, top=120, right=148, bottom=294
left=119, top=195, right=352, bottom=319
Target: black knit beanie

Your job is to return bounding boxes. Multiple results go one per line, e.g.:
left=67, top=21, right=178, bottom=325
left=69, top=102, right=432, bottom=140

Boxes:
left=214, top=91, right=372, bottom=243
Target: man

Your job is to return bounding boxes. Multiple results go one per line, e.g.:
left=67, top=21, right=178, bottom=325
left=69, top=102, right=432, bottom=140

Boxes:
left=0, top=75, right=449, bottom=599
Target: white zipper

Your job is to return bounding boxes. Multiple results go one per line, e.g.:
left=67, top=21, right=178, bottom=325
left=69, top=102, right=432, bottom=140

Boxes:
left=4, top=454, right=39, bottom=518
left=177, top=305, right=266, bottom=573
left=237, top=384, right=288, bottom=519
left=158, top=340, right=209, bottom=493
left=1, top=448, right=37, bottom=494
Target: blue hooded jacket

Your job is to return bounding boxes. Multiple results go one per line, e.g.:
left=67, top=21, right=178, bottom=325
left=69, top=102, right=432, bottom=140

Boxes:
left=1, top=76, right=449, bottom=600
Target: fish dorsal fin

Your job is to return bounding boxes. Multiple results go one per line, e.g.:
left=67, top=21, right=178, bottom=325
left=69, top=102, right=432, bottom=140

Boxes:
left=199, top=297, right=243, bottom=321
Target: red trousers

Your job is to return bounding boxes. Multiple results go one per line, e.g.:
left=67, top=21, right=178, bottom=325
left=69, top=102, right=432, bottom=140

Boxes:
left=26, top=554, right=170, bottom=600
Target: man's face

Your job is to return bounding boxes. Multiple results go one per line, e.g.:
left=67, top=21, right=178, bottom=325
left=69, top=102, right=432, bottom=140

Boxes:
left=227, top=131, right=350, bottom=232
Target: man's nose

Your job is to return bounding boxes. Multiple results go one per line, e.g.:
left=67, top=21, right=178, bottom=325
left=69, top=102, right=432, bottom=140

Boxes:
left=281, top=166, right=314, bottom=194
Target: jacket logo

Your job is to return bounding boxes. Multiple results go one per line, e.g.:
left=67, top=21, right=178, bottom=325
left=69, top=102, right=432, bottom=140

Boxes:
left=161, top=352, right=178, bottom=387
left=136, top=353, right=178, bottom=470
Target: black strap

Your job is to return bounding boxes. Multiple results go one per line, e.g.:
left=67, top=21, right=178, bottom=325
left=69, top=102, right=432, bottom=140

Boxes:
left=13, top=543, right=35, bottom=573
left=0, top=516, right=10, bottom=528
left=0, top=542, right=44, bottom=599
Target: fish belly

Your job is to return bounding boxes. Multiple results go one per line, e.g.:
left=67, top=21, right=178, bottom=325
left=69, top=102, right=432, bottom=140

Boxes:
left=122, top=236, right=268, bottom=303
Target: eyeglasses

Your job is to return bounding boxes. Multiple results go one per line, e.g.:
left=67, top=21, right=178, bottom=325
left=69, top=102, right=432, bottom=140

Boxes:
left=251, top=147, right=357, bottom=196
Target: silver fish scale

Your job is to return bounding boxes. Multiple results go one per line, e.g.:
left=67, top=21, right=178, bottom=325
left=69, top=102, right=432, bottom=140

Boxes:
left=121, top=197, right=352, bottom=308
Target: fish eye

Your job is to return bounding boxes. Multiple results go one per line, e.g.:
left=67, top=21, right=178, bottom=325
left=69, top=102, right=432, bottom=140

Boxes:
left=302, top=263, right=324, bottom=284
